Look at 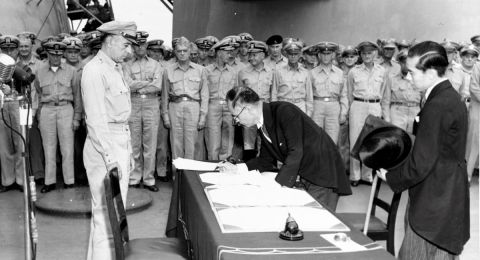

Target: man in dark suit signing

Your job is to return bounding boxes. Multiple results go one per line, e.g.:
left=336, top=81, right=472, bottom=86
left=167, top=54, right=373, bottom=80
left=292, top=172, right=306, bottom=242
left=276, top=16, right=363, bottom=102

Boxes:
left=377, top=41, right=470, bottom=259
left=218, top=86, right=351, bottom=211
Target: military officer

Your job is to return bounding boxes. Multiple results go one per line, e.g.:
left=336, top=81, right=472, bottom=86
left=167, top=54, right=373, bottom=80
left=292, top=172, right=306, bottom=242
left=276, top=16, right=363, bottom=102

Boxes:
left=379, top=38, right=401, bottom=77
left=123, top=31, right=163, bottom=192
left=33, top=41, right=81, bottom=193
left=302, top=44, right=319, bottom=70
left=382, top=51, right=422, bottom=134
left=459, top=45, right=478, bottom=103
left=237, top=40, right=277, bottom=160
left=195, top=37, right=213, bottom=67
left=161, top=37, right=209, bottom=160
left=310, top=42, right=348, bottom=144
left=274, top=41, right=313, bottom=116
left=146, top=39, right=166, bottom=65
left=395, top=39, right=411, bottom=53
left=237, top=32, right=253, bottom=64
left=347, top=41, right=388, bottom=186
left=264, top=35, right=287, bottom=70
left=189, top=42, right=199, bottom=64
left=205, top=36, right=219, bottom=64
left=222, top=35, right=246, bottom=73
left=204, top=38, right=238, bottom=160
left=62, top=37, right=83, bottom=69
left=81, top=21, right=137, bottom=260
left=442, top=40, right=468, bottom=96
left=0, top=35, right=24, bottom=192
left=17, top=32, right=40, bottom=70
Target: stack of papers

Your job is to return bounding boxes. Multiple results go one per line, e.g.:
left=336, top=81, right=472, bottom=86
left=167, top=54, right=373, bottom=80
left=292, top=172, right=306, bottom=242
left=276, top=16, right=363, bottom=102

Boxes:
left=172, top=158, right=218, bottom=171
left=199, top=171, right=279, bottom=187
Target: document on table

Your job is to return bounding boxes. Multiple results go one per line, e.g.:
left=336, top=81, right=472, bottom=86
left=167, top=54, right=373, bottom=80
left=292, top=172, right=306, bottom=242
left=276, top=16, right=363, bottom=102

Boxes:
left=172, top=158, right=219, bottom=171
left=199, top=171, right=279, bottom=187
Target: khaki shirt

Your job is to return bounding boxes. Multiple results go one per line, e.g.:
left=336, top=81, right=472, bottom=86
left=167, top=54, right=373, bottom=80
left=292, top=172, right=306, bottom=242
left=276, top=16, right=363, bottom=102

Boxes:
left=205, top=63, right=237, bottom=100
left=383, top=73, right=422, bottom=121
left=263, top=55, right=287, bottom=70
left=123, top=56, right=163, bottom=93
left=461, top=66, right=473, bottom=99
left=275, top=63, right=314, bottom=116
left=228, top=58, right=247, bottom=73
left=347, top=63, right=387, bottom=103
left=161, top=61, right=209, bottom=125
left=81, top=50, right=131, bottom=165
left=379, top=59, right=401, bottom=78
left=446, top=64, right=468, bottom=96
left=33, top=62, right=82, bottom=121
left=311, top=64, right=348, bottom=119
left=238, top=63, right=277, bottom=102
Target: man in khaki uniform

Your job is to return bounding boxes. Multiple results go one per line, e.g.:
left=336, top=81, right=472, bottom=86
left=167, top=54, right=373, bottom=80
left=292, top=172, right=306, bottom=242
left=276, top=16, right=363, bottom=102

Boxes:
left=378, top=39, right=401, bottom=77
left=0, top=35, right=24, bottom=192
left=62, top=37, right=83, bottom=69
left=347, top=41, right=388, bottom=186
left=195, top=37, right=214, bottom=67
left=161, top=37, right=209, bottom=160
left=466, top=46, right=480, bottom=183
left=81, top=21, right=137, bottom=260
left=238, top=40, right=277, bottom=160
left=383, top=51, right=422, bottom=134
left=205, top=38, right=238, bottom=160
left=442, top=41, right=468, bottom=96
left=310, top=42, right=348, bottom=144
left=301, top=44, right=319, bottom=70
left=264, top=35, right=287, bottom=70
left=275, top=41, right=313, bottom=116
left=237, top=32, right=253, bottom=64
left=33, top=41, right=82, bottom=193
left=123, top=31, right=163, bottom=192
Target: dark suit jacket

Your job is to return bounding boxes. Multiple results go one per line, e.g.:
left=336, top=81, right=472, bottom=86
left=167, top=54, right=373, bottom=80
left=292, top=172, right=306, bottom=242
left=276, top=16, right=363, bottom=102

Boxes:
left=386, top=79, right=470, bottom=254
left=245, top=102, right=352, bottom=196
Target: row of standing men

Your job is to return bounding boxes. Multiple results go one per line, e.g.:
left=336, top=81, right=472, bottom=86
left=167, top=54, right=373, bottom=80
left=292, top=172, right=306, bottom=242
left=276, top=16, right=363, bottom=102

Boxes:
left=0, top=30, right=479, bottom=193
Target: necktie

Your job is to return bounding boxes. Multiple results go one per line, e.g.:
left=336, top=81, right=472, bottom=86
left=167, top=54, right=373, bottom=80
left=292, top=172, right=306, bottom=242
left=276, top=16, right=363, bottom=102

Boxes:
left=260, top=125, right=272, bottom=143
left=420, top=95, right=426, bottom=109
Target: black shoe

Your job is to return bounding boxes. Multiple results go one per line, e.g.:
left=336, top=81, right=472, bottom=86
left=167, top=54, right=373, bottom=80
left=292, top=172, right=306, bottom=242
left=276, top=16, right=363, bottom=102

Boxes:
left=0, top=184, right=17, bottom=193
left=129, top=184, right=140, bottom=188
left=350, top=181, right=359, bottom=187
left=41, top=184, right=56, bottom=193
left=35, top=178, right=45, bottom=186
left=157, top=176, right=170, bottom=182
left=359, top=180, right=373, bottom=186
left=64, top=184, right=74, bottom=189
left=144, top=185, right=159, bottom=192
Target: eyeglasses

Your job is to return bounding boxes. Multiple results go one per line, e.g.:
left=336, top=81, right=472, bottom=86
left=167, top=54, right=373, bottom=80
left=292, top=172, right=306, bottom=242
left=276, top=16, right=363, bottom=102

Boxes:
left=232, top=106, right=246, bottom=126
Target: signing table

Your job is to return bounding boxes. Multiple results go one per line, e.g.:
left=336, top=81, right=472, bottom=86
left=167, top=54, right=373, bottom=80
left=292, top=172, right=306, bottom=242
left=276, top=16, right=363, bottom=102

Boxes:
left=166, top=170, right=395, bottom=260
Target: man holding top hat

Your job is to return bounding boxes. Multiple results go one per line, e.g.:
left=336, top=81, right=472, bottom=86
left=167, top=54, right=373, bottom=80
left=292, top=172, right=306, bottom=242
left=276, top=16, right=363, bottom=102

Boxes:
left=376, top=41, right=469, bottom=259
left=81, top=20, right=137, bottom=259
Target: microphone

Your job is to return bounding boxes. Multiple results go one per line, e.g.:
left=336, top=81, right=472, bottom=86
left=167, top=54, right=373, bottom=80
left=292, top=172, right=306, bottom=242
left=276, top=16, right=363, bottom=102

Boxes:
left=0, top=53, right=16, bottom=83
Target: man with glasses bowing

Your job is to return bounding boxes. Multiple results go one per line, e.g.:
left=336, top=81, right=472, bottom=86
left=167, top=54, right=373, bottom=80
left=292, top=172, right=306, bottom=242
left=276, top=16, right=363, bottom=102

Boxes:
left=218, top=87, right=351, bottom=211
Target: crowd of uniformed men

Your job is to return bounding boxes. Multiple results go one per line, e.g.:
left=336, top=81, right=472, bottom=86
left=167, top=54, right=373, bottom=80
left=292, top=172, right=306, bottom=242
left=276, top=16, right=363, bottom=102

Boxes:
left=0, top=29, right=479, bottom=193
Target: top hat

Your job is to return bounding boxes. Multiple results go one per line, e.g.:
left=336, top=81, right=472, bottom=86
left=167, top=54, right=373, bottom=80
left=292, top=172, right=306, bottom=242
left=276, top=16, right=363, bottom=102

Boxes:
left=351, top=115, right=412, bottom=170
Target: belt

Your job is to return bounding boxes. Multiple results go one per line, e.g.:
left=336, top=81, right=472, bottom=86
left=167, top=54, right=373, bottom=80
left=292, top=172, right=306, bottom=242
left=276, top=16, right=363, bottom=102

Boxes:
left=131, top=92, right=159, bottom=98
left=169, top=94, right=200, bottom=103
left=278, top=97, right=305, bottom=103
left=209, top=98, right=227, bottom=104
left=314, top=96, right=338, bottom=102
left=42, top=100, right=72, bottom=106
left=354, top=97, right=381, bottom=103
left=391, top=101, right=420, bottom=107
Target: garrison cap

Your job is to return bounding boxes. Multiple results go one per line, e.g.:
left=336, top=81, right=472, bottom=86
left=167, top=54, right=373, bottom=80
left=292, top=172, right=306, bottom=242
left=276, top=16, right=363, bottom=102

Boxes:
left=395, top=39, right=411, bottom=49
left=356, top=41, right=379, bottom=52
left=238, top=32, right=253, bottom=43
left=97, top=21, right=138, bottom=44
left=195, top=37, right=214, bottom=49
left=135, top=31, right=149, bottom=44
left=382, top=38, right=396, bottom=49
left=316, top=41, right=339, bottom=53
left=17, top=32, right=37, bottom=44
left=283, top=41, right=303, bottom=53
left=266, top=34, right=283, bottom=45
left=342, top=45, right=358, bottom=57
left=470, top=35, right=480, bottom=44
left=0, top=35, right=20, bottom=48
left=62, top=37, right=83, bottom=50
left=57, top=32, right=71, bottom=41
left=460, top=44, right=479, bottom=56
left=147, top=39, right=164, bottom=49
left=44, top=41, right=67, bottom=55
left=212, top=38, right=237, bottom=51
left=247, top=40, right=268, bottom=53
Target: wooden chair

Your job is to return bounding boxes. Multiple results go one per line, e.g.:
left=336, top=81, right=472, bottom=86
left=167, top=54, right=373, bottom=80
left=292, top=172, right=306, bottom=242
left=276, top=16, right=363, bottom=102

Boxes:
left=337, top=174, right=402, bottom=254
left=104, top=169, right=188, bottom=260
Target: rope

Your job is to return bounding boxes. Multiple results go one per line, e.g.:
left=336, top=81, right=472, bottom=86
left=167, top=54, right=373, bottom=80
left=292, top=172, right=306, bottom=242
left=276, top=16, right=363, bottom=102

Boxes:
left=36, top=0, right=57, bottom=37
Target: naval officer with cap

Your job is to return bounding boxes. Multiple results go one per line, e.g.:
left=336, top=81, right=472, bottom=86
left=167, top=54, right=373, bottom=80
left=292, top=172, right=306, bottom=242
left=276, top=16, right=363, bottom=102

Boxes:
left=123, top=31, right=163, bottom=192
left=347, top=41, right=388, bottom=186
left=274, top=41, right=313, bottom=116
left=81, top=20, right=137, bottom=259
left=33, top=41, right=81, bottom=193
left=237, top=32, right=253, bottom=64
left=311, top=42, right=348, bottom=144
